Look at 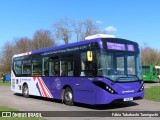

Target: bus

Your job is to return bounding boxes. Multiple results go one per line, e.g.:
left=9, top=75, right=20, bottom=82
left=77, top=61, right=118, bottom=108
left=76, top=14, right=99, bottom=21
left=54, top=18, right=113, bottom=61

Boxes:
left=142, top=65, right=160, bottom=82
left=11, top=34, right=144, bottom=105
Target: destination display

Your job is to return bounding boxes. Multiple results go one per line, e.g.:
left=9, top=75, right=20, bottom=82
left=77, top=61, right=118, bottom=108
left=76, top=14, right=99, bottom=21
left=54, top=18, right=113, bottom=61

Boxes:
left=106, top=42, right=135, bottom=51
left=107, top=42, right=125, bottom=51
left=127, top=44, right=134, bottom=51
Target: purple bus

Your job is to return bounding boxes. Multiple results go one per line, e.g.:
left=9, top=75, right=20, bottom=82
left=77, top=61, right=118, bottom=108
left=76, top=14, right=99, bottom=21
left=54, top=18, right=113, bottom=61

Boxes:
left=11, top=34, right=144, bottom=105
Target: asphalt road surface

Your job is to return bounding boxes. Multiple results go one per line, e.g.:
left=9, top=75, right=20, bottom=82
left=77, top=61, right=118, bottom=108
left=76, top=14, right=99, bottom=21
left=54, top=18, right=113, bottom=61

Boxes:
left=0, top=86, right=160, bottom=120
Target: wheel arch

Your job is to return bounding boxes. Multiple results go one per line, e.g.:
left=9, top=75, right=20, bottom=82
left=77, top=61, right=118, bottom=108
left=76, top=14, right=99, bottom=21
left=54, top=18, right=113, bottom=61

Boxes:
left=22, top=82, right=28, bottom=87
left=62, top=85, right=72, bottom=90
left=61, top=85, right=73, bottom=98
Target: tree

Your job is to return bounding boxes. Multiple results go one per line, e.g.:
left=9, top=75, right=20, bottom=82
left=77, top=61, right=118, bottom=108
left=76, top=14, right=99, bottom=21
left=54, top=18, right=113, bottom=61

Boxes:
left=53, top=17, right=73, bottom=44
left=73, top=20, right=83, bottom=42
left=73, top=18, right=100, bottom=41
left=15, top=37, right=32, bottom=54
left=141, top=47, right=160, bottom=65
left=32, top=29, right=56, bottom=50
left=0, top=41, right=16, bottom=74
left=80, top=18, right=99, bottom=40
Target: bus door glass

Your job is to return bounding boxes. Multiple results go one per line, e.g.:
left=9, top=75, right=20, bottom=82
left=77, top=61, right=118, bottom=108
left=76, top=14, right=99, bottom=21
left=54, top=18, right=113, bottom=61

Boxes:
left=80, top=52, right=95, bottom=77
left=114, top=53, right=125, bottom=75
left=127, top=55, right=136, bottom=75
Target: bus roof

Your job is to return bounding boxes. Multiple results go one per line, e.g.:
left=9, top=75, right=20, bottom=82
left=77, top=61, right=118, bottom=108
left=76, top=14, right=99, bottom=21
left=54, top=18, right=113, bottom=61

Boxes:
left=13, top=34, right=138, bottom=58
left=85, top=34, right=115, bottom=40
left=13, top=38, right=102, bottom=58
left=155, top=66, right=160, bottom=69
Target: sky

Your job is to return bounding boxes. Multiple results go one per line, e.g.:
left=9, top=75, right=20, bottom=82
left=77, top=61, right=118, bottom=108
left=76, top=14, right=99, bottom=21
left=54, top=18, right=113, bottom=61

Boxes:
left=0, top=0, right=160, bottom=49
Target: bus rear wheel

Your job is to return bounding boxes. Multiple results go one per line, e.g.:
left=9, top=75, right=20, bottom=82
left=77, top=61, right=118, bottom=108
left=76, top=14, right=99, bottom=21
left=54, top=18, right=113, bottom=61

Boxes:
left=22, top=84, right=29, bottom=98
left=63, top=87, right=74, bottom=106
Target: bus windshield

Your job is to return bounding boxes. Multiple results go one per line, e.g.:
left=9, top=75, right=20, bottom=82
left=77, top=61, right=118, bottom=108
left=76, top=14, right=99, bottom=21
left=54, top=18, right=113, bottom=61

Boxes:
left=98, top=50, right=141, bottom=82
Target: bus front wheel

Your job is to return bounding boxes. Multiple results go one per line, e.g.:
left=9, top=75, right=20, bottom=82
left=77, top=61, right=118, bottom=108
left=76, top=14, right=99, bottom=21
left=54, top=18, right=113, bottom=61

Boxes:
left=22, top=84, right=29, bottom=98
left=62, top=87, right=74, bottom=106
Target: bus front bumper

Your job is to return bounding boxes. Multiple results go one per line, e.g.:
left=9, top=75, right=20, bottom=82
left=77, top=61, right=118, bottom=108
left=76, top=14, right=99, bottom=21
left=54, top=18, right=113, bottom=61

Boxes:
left=95, top=90, right=144, bottom=105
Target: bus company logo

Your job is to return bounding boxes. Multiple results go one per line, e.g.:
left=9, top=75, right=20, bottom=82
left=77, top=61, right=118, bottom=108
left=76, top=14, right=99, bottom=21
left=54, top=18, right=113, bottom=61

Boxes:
left=122, top=90, right=134, bottom=94
left=55, top=78, right=61, bottom=90
left=2, top=112, right=11, bottom=117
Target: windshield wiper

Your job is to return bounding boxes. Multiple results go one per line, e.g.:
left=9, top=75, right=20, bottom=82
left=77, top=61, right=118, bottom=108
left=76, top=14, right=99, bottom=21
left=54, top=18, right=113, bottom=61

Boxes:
left=98, top=75, right=115, bottom=82
left=127, top=75, right=142, bottom=83
left=111, top=77, right=122, bottom=85
left=98, top=75, right=111, bottom=79
left=112, top=75, right=140, bottom=84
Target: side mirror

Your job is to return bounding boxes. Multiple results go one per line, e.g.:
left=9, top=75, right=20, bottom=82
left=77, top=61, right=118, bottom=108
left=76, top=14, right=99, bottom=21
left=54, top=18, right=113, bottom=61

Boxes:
left=87, top=51, right=93, bottom=61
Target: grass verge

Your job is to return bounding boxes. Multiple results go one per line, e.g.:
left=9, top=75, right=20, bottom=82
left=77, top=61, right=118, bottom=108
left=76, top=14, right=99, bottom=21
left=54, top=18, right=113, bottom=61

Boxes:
left=0, top=79, right=11, bottom=86
left=144, top=86, right=160, bottom=102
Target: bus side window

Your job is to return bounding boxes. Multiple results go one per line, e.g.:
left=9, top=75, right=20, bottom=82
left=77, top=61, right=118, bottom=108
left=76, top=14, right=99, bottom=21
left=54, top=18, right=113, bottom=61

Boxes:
left=42, top=57, right=49, bottom=76
left=68, top=61, right=73, bottom=76
left=32, top=56, right=42, bottom=76
left=22, top=60, right=31, bottom=75
left=49, top=57, right=59, bottom=76
left=14, top=60, right=22, bottom=75
left=61, top=61, right=67, bottom=76
left=60, top=56, right=74, bottom=77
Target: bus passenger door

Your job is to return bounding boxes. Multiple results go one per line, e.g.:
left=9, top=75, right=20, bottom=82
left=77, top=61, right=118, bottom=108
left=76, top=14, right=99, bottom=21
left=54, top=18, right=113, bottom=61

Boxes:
left=73, top=51, right=96, bottom=104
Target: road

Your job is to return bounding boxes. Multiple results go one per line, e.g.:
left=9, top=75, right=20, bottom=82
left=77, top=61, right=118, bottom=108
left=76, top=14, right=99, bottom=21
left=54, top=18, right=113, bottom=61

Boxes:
left=0, top=86, right=160, bottom=120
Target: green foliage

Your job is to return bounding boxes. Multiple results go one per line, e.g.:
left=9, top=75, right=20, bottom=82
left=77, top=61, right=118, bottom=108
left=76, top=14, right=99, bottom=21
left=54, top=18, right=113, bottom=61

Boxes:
left=144, top=86, right=160, bottom=102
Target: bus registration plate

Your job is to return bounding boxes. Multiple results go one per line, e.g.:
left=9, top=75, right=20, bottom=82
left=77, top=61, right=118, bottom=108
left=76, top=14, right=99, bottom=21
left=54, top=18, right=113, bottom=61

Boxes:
left=124, top=97, right=133, bottom=101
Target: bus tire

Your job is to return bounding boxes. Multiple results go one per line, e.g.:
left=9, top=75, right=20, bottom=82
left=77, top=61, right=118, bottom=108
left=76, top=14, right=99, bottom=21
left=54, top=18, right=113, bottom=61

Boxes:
left=22, top=84, right=29, bottom=98
left=63, top=87, right=74, bottom=106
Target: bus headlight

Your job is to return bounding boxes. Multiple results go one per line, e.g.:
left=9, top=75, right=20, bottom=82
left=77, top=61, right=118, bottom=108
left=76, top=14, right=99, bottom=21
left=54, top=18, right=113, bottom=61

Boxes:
left=93, top=81, right=117, bottom=94
left=106, top=86, right=114, bottom=93
left=138, top=83, right=144, bottom=92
